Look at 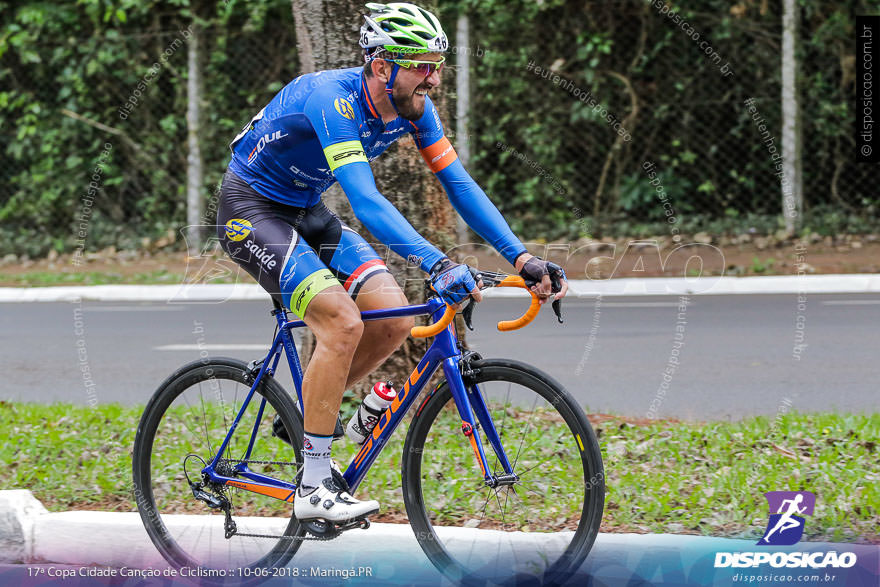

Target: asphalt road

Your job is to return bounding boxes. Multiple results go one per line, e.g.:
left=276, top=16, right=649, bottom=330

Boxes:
left=1, top=294, right=877, bottom=419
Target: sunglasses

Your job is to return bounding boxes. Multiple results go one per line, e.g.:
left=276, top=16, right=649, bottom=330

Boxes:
left=385, top=56, right=446, bottom=76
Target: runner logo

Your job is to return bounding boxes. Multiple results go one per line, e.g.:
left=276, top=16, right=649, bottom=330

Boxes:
left=714, top=491, right=858, bottom=570
left=758, top=491, right=815, bottom=546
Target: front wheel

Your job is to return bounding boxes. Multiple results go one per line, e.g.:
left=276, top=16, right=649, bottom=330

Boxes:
left=402, top=358, right=604, bottom=585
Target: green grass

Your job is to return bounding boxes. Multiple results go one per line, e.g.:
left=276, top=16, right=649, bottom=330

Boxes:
left=600, top=414, right=879, bottom=542
left=750, top=256, right=777, bottom=274
left=0, top=401, right=876, bottom=542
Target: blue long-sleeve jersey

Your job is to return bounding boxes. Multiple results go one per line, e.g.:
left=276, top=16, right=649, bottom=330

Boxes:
left=228, top=67, right=526, bottom=272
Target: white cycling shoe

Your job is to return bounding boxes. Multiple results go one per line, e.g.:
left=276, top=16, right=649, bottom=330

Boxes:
left=294, top=476, right=379, bottom=522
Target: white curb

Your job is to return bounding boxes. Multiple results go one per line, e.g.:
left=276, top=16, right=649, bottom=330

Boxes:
left=0, top=283, right=270, bottom=304
left=490, top=274, right=880, bottom=297
left=0, top=490, right=48, bottom=563
left=4, top=491, right=876, bottom=583
left=1, top=274, right=879, bottom=303
left=29, top=511, right=435, bottom=570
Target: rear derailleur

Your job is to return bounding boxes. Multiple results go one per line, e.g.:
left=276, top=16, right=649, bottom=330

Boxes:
left=185, top=454, right=237, bottom=539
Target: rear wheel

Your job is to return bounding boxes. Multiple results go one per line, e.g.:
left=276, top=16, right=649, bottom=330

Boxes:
left=132, top=358, right=305, bottom=583
left=402, top=358, right=604, bottom=585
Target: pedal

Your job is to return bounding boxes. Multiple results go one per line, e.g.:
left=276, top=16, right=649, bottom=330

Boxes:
left=302, top=519, right=341, bottom=540
left=338, top=516, right=372, bottom=532
left=302, top=515, right=372, bottom=539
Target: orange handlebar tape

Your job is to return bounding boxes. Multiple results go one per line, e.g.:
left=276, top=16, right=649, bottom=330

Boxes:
left=411, top=304, right=456, bottom=338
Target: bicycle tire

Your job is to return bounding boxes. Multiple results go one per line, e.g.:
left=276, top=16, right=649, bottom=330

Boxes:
left=402, top=358, right=604, bottom=585
left=132, top=357, right=305, bottom=583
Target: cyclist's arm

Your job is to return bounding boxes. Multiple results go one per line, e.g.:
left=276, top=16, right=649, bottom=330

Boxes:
left=303, top=89, right=445, bottom=273
left=333, top=161, right=445, bottom=272
left=411, top=97, right=527, bottom=266
left=434, top=158, right=527, bottom=266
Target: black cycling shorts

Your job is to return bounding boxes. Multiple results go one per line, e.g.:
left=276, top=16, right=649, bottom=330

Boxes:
left=217, top=170, right=390, bottom=318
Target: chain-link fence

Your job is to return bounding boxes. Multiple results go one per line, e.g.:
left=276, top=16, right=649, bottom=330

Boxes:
left=0, top=2, right=299, bottom=258
left=468, top=0, right=873, bottom=239
left=0, top=0, right=872, bottom=258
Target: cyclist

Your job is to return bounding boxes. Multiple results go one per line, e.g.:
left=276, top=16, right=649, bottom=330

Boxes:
left=217, top=1, right=568, bottom=523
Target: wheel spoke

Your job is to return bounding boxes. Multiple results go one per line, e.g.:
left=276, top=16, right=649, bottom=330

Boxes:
left=515, top=478, right=554, bottom=500
left=219, top=378, right=229, bottom=442
left=179, top=390, right=212, bottom=454
left=490, top=487, right=508, bottom=529
left=511, top=393, right=540, bottom=470
left=138, top=364, right=302, bottom=571
left=501, top=484, right=513, bottom=523
left=513, top=439, right=571, bottom=478
left=456, top=482, right=493, bottom=501
left=477, top=486, right=492, bottom=527
left=393, top=365, right=601, bottom=582
left=197, top=384, right=216, bottom=460
left=485, top=381, right=513, bottom=476
left=233, top=386, right=243, bottom=462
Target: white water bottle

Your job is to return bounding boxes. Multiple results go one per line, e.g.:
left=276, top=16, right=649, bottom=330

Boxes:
left=346, top=381, right=396, bottom=445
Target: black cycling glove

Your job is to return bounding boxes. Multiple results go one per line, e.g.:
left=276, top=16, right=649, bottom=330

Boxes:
left=518, top=256, right=566, bottom=292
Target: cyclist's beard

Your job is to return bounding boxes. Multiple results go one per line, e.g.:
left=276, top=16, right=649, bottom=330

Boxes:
left=393, top=84, right=428, bottom=121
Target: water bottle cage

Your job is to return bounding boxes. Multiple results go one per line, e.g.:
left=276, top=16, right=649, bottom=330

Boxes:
left=355, top=402, right=384, bottom=436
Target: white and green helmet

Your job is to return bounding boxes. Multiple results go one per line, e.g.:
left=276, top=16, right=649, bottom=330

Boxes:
left=359, top=2, right=449, bottom=55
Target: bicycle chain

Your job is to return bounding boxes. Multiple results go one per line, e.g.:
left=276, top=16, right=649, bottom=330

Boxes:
left=215, top=458, right=346, bottom=542
left=217, top=458, right=301, bottom=467
left=232, top=531, right=335, bottom=542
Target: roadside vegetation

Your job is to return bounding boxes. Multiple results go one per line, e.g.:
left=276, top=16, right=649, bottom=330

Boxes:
left=1, top=401, right=875, bottom=543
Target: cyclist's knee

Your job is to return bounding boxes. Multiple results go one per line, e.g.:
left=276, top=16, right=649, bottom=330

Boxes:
left=309, top=295, right=364, bottom=352
left=334, top=312, right=365, bottom=347
left=386, top=316, right=414, bottom=342
left=328, top=311, right=364, bottom=345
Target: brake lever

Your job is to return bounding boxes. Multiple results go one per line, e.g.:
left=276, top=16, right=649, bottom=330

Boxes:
left=462, top=267, right=483, bottom=331
left=549, top=267, right=564, bottom=323
left=462, top=299, right=476, bottom=331
left=551, top=299, right=563, bottom=323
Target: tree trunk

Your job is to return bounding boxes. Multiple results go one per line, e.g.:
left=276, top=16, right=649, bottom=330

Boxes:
left=291, top=1, right=458, bottom=396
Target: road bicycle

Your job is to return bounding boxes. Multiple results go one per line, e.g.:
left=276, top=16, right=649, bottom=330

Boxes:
left=132, top=272, right=604, bottom=585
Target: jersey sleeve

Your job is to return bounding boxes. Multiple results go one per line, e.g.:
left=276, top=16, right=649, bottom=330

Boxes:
left=303, top=84, right=369, bottom=171
left=411, top=97, right=527, bottom=266
left=303, top=86, right=446, bottom=273
left=334, top=162, right=445, bottom=272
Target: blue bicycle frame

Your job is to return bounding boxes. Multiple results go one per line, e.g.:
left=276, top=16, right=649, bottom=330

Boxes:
left=201, top=296, right=515, bottom=501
